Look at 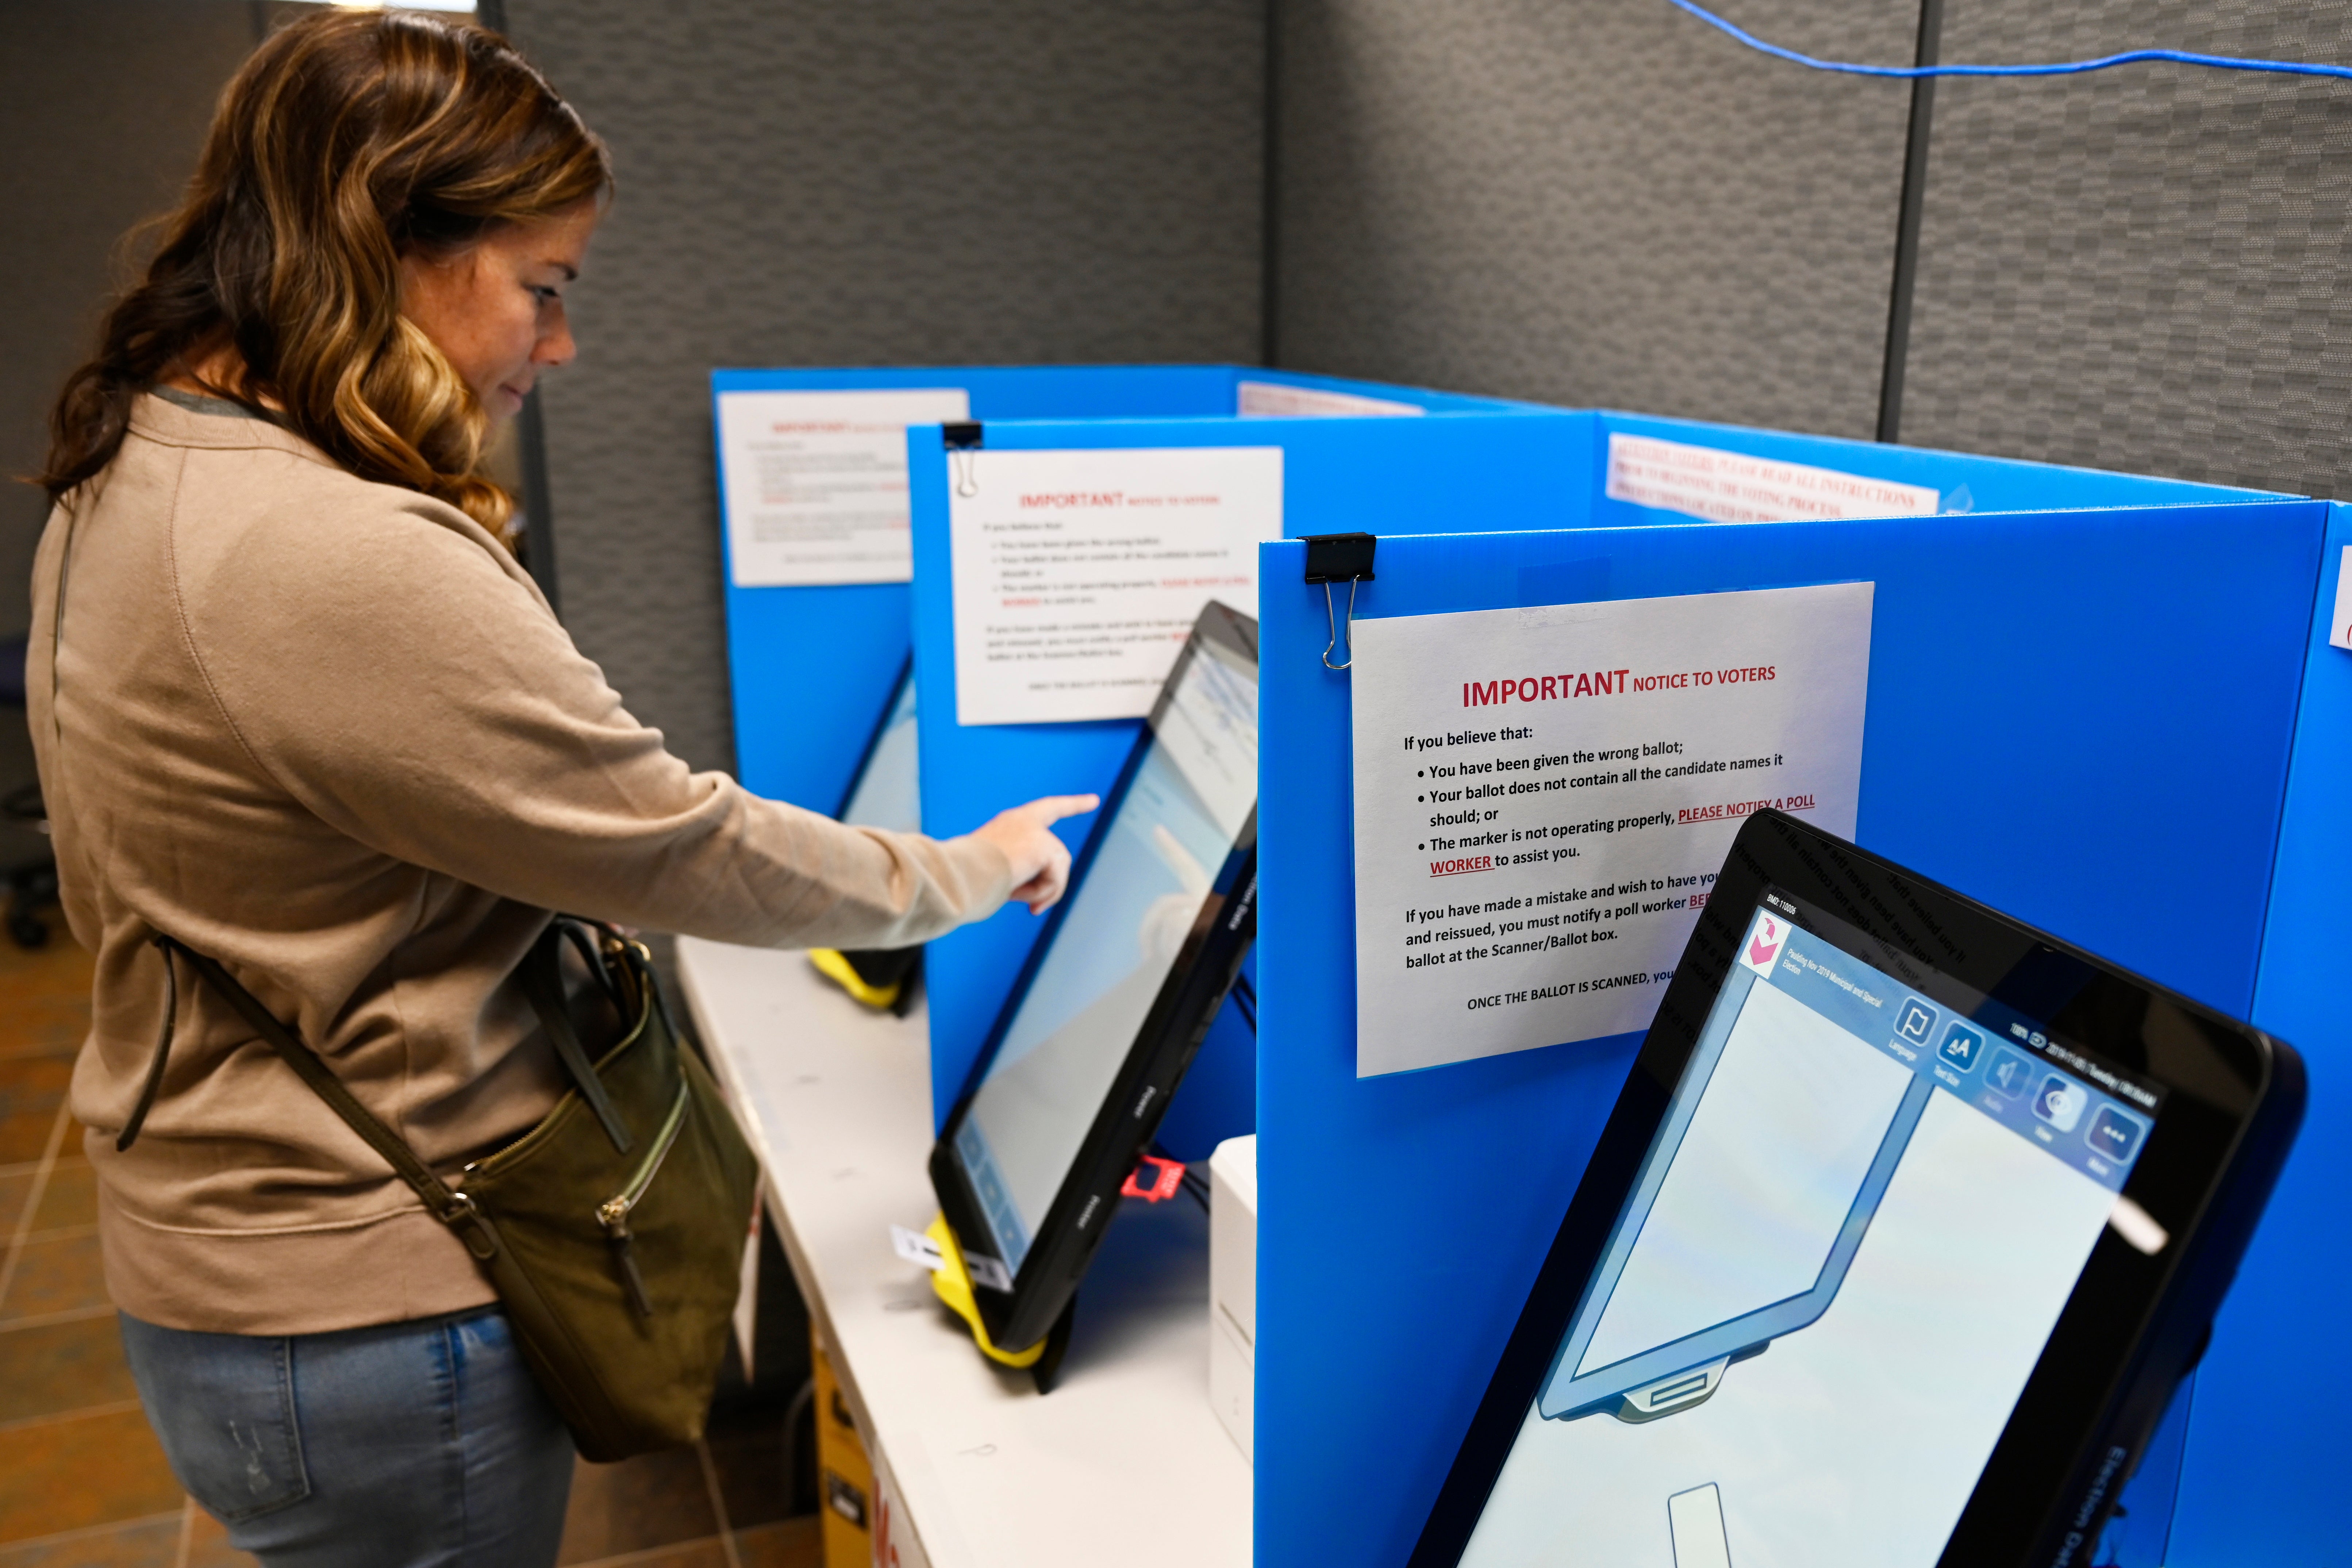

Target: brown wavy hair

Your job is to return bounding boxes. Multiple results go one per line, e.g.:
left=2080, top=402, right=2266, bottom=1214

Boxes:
left=37, top=8, right=610, bottom=538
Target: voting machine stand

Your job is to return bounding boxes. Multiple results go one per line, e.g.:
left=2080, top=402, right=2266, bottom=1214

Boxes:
left=918, top=1213, right=1079, bottom=1394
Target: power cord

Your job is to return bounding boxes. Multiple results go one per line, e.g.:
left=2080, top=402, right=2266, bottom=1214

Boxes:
left=1227, top=973, right=1257, bottom=1034
left=1149, top=1140, right=1216, bottom=1211
left=1671, top=0, right=2352, bottom=85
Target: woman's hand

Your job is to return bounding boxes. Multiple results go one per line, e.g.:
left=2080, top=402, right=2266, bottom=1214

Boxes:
left=971, top=795, right=1100, bottom=914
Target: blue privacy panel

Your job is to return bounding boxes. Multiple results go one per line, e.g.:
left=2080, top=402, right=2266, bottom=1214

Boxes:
left=905, top=410, right=1586, bottom=1125
left=714, top=366, right=1540, bottom=810
left=1588, top=409, right=2280, bottom=529
left=713, top=378, right=2269, bottom=814
left=1254, top=506, right=2322, bottom=1568
left=2173, top=503, right=2352, bottom=1568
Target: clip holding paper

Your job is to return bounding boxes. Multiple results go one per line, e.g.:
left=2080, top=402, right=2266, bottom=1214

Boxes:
left=1303, top=531, right=1377, bottom=670
left=942, top=420, right=983, bottom=498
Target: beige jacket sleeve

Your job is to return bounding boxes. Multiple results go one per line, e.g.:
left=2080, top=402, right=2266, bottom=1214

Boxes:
left=184, top=481, right=1010, bottom=948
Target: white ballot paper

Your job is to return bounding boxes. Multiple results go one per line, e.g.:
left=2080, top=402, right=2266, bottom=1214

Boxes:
left=1235, top=379, right=1425, bottom=419
left=2331, top=545, right=2352, bottom=652
left=949, top=446, right=1282, bottom=725
left=716, top=387, right=969, bottom=587
left=1607, top=432, right=1939, bottom=525
left=1351, top=583, right=1873, bottom=1077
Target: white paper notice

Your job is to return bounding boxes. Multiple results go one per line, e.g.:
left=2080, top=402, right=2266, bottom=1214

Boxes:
left=2331, top=545, right=2352, bottom=652
left=1351, top=584, right=1873, bottom=1077
left=1607, top=433, right=1939, bottom=525
left=716, top=387, right=969, bottom=587
left=950, top=447, right=1283, bottom=725
left=1235, top=379, right=1425, bottom=419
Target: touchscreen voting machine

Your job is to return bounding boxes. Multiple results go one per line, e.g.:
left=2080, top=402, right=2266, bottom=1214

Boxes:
left=1411, top=810, right=2302, bottom=1568
left=810, top=661, right=924, bottom=1012
left=931, top=603, right=1260, bottom=1356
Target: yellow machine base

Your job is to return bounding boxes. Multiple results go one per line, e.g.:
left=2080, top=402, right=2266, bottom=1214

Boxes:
left=925, top=1214, right=1046, bottom=1368
left=808, top=948, right=903, bottom=1011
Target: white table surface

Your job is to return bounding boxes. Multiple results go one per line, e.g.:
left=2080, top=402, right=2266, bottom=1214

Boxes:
left=677, top=937, right=1252, bottom=1568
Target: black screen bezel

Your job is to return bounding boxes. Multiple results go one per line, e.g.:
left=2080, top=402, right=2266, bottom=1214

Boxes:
left=929, top=601, right=1260, bottom=1353
left=1408, top=809, right=2296, bottom=1568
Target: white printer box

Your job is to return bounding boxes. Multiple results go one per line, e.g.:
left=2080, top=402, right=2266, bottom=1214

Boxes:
left=1208, top=1134, right=1256, bottom=1463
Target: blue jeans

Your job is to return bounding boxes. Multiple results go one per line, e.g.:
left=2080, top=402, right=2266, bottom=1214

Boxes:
left=119, top=1307, right=575, bottom=1567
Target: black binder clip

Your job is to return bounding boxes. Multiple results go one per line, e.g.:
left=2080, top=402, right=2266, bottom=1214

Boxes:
left=1302, top=531, right=1376, bottom=671
left=942, top=421, right=983, bottom=497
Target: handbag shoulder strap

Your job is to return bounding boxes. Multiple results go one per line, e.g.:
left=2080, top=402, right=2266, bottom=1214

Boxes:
left=517, top=922, right=634, bottom=1155
left=152, top=934, right=476, bottom=1233
left=123, top=922, right=631, bottom=1202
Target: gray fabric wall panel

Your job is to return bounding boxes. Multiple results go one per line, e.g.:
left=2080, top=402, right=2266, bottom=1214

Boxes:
left=0, top=0, right=262, bottom=643
left=1902, top=1, right=2352, bottom=495
left=1273, top=0, right=1921, bottom=439
left=502, top=0, right=1265, bottom=775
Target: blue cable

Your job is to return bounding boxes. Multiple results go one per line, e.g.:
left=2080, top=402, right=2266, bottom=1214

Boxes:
left=1669, top=0, right=2352, bottom=84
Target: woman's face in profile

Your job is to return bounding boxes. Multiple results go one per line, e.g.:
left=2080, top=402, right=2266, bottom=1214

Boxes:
left=400, top=200, right=600, bottom=424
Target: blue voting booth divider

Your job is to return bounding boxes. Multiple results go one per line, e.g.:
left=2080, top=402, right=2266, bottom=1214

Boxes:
left=723, top=370, right=2345, bottom=1561
left=897, top=404, right=2280, bottom=1125
left=711, top=365, right=1538, bottom=813
left=1252, top=502, right=2331, bottom=1567
left=2170, top=502, right=2352, bottom=1568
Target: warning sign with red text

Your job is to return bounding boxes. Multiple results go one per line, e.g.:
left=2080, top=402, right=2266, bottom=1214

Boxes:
left=949, top=446, right=1283, bottom=725
left=1349, top=584, right=1872, bottom=1076
left=1606, top=433, right=1940, bottom=526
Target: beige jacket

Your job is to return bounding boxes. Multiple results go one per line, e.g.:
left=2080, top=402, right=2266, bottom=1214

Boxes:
left=27, top=394, right=1010, bottom=1334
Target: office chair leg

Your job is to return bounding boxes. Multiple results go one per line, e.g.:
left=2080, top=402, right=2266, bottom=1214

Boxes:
left=6, top=861, right=55, bottom=949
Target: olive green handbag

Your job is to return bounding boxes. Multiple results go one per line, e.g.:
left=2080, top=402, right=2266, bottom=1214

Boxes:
left=133, top=916, right=760, bottom=1463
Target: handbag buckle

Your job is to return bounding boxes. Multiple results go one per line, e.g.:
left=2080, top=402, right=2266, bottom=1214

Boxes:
left=443, top=1191, right=500, bottom=1261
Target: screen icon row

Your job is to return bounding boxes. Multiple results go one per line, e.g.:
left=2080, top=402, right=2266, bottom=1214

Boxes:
left=2003, top=1051, right=2144, bottom=1161
left=1901, top=995, right=2148, bottom=1166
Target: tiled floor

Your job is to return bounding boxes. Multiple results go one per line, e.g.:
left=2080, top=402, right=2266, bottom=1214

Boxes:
left=0, top=930, right=816, bottom=1568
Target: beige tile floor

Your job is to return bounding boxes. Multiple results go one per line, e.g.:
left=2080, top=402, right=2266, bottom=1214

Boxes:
left=0, top=930, right=815, bottom=1568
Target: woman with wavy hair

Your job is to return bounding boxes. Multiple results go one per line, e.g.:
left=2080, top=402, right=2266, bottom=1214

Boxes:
left=28, top=12, right=1089, bottom=1564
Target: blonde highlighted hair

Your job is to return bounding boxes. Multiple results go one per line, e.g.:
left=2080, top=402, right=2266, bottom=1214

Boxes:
left=39, top=8, right=611, bottom=538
